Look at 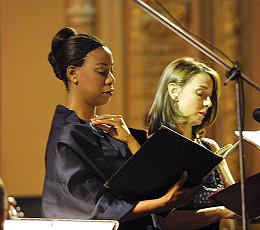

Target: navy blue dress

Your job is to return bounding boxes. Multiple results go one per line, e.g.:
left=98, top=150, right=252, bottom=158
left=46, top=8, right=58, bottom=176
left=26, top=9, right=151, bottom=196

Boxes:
left=42, top=105, right=154, bottom=230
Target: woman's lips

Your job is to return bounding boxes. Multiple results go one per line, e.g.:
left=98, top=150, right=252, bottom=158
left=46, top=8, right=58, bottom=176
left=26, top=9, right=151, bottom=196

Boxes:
left=199, top=112, right=206, bottom=117
left=103, top=88, right=114, bottom=94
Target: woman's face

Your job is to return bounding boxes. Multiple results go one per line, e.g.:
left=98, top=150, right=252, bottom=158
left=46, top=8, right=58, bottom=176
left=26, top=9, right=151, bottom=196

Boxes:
left=75, top=46, right=115, bottom=107
left=176, top=73, right=213, bottom=126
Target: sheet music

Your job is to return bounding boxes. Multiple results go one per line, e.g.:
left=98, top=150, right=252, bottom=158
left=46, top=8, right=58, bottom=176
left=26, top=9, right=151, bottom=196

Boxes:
left=235, top=130, right=260, bottom=149
left=4, top=219, right=119, bottom=230
left=220, top=140, right=240, bottom=158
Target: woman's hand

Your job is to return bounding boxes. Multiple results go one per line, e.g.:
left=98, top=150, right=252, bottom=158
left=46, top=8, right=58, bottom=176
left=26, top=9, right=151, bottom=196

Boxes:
left=158, top=171, right=199, bottom=211
left=91, top=115, right=130, bottom=141
left=197, top=206, right=241, bottom=220
left=214, top=206, right=241, bottom=220
left=90, top=115, right=140, bottom=154
left=122, top=171, right=199, bottom=221
left=158, top=206, right=241, bottom=230
left=203, top=138, right=235, bottom=186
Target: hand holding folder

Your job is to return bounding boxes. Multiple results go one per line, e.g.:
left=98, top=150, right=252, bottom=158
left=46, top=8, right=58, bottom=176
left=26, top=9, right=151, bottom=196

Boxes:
left=104, top=126, right=236, bottom=201
left=209, top=172, right=260, bottom=221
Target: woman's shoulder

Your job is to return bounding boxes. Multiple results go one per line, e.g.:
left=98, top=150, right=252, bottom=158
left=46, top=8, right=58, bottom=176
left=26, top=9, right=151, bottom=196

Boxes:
left=51, top=105, right=90, bottom=128
left=49, top=105, right=96, bottom=144
left=53, top=104, right=81, bottom=124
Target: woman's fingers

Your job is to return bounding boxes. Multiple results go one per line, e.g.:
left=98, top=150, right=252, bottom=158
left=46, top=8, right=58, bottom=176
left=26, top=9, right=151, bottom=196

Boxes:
left=91, top=115, right=126, bottom=130
left=168, top=171, right=188, bottom=193
left=91, top=114, right=131, bottom=143
left=163, top=172, right=203, bottom=210
left=92, top=124, right=111, bottom=132
left=91, top=115, right=122, bottom=123
left=92, top=115, right=120, bottom=120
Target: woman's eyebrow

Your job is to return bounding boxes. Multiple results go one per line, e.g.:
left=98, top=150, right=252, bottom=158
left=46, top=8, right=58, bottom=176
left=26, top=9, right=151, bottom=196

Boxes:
left=96, top=62, right=114, bottom=67
left=197, top=85, right=209, bottom=89
left=96, top=63, right=107, bottom=66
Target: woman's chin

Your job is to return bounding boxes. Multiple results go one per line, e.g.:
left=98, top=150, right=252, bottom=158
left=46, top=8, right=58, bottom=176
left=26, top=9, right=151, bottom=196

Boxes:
left=96, top=97, right=112, bottom=107
left=190, top=119, right=203, bottom=126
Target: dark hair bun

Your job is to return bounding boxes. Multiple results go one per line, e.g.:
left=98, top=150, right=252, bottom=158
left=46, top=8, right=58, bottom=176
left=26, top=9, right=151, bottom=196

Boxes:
left=48, top=27, right=104, bottom=89
left=48, top=27, right=77, bottom=80
left=51, top=27, right=77, bottom=52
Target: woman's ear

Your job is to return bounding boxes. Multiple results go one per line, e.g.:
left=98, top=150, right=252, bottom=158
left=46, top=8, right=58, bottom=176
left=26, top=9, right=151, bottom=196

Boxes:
left=168, top=83, right=180, bottom=101
left=67, top=65, right=78, bottom=85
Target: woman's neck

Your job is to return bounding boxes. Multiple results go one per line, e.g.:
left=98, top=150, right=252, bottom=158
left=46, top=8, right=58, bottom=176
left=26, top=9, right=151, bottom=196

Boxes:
left=66, top=97, right=96, bottom=121
left=176, top=124, right=193, bottom=139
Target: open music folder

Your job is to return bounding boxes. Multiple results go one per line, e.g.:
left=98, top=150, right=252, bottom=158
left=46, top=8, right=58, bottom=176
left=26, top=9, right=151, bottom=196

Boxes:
left=209, top=172, right=260, bottom=221
left=235, top=130, right=260, bottom=149
left=104, top=126, right=237, bottom=201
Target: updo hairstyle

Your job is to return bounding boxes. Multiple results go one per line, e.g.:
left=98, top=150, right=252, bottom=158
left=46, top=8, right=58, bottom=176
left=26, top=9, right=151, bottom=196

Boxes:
left=48, top=27, right=104, bottom=89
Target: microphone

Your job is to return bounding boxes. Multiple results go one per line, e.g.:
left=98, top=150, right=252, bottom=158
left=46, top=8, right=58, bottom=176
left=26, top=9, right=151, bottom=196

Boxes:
left=253, top=108, right=260, bottom=122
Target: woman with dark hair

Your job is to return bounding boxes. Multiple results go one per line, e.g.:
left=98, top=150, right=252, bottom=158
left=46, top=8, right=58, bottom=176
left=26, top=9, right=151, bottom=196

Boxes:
left=42, top=28, right=195, bottom=230
left=148, top=57, right=238, bottom=229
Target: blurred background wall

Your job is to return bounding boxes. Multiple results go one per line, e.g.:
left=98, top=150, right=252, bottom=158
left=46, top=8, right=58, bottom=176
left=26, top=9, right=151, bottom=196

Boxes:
left=0, top=0, right=259, bottom=228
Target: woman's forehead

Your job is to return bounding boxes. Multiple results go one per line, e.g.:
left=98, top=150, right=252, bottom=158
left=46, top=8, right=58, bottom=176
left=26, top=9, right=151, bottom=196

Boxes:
left=85, top=47, right=113, bottom=65
left=188, top=73, right=213, bottom=87
left=180, top=73, right=214, bottom=94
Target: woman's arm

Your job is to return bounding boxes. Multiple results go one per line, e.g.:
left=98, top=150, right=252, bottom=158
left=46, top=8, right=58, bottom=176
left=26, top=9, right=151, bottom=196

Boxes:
left=157, top=206, right=239, bottom=230
left=124, top=134, right=141, bottom=154
left=203, top=138, right=235, bottom=186
left=217, top=159, right=235, bottom=186
left=156, top=139, right=238, bottom=229
left=46, top=142, right=196, bottom=222
left=122, top=171, right=198, bottom=221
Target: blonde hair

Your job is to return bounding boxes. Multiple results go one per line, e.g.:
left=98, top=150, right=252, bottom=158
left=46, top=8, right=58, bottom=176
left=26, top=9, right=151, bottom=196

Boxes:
left=148, top=57, right=221, bottom=138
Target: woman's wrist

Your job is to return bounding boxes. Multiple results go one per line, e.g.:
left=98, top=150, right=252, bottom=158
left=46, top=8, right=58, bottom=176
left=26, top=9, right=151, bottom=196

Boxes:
left=125, top=135, right=140, bottom=154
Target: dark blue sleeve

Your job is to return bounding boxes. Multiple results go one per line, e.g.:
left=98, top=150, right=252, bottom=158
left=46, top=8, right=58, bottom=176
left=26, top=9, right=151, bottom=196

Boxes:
left=42, top=122, right=137, bottom=220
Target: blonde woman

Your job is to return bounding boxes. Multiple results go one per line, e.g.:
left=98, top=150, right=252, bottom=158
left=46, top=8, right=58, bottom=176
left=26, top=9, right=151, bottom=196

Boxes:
left=148, top=57, right=239, bottom=230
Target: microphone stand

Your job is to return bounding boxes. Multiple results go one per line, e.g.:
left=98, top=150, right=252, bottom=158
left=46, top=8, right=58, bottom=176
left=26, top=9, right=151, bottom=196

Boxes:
left=131, top=0, right=260, bottom=229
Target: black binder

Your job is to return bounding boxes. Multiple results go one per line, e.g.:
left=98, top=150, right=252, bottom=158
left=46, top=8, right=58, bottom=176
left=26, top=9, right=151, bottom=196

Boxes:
left=209, top=172, right=260, bottom=221
left=104, top=126, right=229, bottom=201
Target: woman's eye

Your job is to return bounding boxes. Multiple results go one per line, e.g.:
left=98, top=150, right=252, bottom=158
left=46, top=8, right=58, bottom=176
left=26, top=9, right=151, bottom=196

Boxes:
left=196, top=91, right=203, bottom=97
left=97, top=70, right=107, bottom=76
left=96, top=68, right=115, bottom=76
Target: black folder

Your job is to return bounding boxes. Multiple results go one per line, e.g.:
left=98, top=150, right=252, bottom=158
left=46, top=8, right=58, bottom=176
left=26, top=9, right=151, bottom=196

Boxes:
left=209, top=172, right=260, bottom=221
left=104, top=126, right=228, bottom=201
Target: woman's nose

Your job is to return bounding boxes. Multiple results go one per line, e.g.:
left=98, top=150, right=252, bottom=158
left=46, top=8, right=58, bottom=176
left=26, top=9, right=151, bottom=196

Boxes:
left=204, top=96, right=212, bottom=107
left=105, top=72, right=115, bottom=85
